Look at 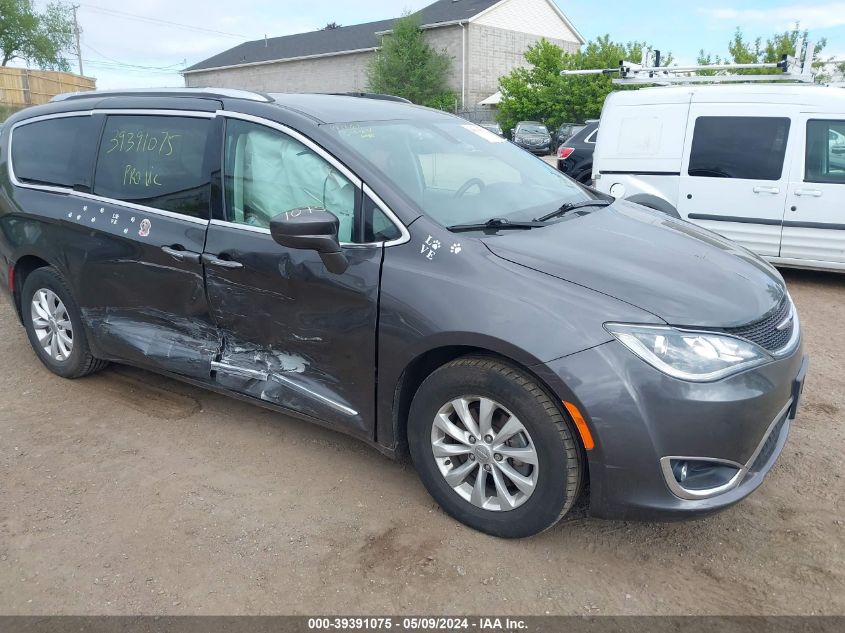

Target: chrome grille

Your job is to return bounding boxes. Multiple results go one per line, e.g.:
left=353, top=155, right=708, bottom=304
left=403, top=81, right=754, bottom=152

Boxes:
left=722, top=296, right=793, bottom=353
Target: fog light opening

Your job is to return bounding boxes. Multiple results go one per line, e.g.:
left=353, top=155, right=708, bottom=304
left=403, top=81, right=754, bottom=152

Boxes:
left=672, top=460, right=689, bottom=483
left=668, top=459, right=741, bottom=492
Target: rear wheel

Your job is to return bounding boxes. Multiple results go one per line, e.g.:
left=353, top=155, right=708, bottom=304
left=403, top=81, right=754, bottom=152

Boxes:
left=408, top=356, right=584, bottom=538
left=21, top=268, right=107, bottom=379
left=577, top=169, right=593, bottom=185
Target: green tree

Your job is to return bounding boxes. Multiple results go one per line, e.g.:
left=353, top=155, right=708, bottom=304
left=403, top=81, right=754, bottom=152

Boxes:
left=699, top=26, right=829, bottom=80
left=497, top=36, right=670, bottom=135
left=0, top=0, right=75, bottom=70
left=424, top=90, right=459, bottom=112
left=367, top=14, right=453, bottom=106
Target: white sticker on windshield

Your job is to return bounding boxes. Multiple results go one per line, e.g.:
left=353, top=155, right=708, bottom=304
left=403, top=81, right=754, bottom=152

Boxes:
left=461, top=124, right=506, bottom=144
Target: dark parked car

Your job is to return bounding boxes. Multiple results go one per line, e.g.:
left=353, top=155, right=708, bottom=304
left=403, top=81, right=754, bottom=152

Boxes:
left=0, top=90, right=807, bottom=538
left=551, top=122, right=577, bottom=151
left=512, top=121, right=551, bottom=154
left=557, top=121, right=598, bottom=184
left=479, top=121, right=504, bottom=137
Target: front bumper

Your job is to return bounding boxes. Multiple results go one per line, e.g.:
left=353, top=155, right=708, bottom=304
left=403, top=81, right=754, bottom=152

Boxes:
left=535, top=340, right=807, bottom=521
left=516, top=142, right=550, bottom=154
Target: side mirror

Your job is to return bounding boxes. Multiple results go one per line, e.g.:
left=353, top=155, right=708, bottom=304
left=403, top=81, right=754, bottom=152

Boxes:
left=270, top=208, right=349, bottom=275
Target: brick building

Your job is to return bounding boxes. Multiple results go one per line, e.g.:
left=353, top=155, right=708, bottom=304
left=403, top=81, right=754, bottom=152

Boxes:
left=183, top=0, right=583, bottom=109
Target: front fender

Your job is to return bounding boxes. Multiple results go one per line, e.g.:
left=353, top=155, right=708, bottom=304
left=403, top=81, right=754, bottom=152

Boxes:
left=374, top=218, right=661, bottom=452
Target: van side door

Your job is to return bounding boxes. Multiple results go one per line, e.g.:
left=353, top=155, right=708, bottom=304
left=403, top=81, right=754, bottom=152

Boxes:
left=202, top=114, right=404, bottom=438
left=677, top=107, right=794, bottom=257
left=781, top=115, right=845, bottom=266
left=72, top=110, right=219, bottom=377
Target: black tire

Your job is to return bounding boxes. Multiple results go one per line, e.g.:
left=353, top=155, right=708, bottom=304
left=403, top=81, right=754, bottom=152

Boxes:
left=408, top=356, right=584, bottom=538
left=577, top=169, right=593, bottom=185
left=21, top=267, right=108, bottom=379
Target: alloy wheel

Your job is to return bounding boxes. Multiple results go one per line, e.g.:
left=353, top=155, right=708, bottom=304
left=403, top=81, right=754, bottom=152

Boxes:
left=30, top=288, right=73, bottom=362
left=431, top=396, right=539, bottom=511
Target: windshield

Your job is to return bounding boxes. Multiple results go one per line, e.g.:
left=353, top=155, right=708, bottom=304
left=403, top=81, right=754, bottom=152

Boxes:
left=517, top=125, right=548, bottom=135
left=326, top=119, right=590, bottom=227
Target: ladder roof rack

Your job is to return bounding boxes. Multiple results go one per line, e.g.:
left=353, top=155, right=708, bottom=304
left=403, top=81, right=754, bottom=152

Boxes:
left=561, top=40, right=817, bottom=85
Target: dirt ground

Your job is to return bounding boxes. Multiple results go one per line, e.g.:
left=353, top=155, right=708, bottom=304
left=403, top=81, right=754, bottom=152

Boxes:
left=0, top=268, right=843, bottom=616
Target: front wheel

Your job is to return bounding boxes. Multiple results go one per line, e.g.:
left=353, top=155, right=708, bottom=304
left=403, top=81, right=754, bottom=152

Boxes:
left=408, top=356, right=584, bottom=538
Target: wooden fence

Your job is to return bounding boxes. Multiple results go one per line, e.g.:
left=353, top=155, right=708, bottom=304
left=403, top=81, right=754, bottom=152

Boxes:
left=0, top=68, right=96, bottom=107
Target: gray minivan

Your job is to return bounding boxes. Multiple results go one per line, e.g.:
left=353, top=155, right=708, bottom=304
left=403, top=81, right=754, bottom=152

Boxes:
left=0, top=90, right=807, bottom=537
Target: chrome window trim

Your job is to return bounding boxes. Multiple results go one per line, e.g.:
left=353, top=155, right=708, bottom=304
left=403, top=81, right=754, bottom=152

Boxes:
left=215, top=111, right=410, bottom=247
left=660, top=398, right=793, bottom=500
left=7, top=109, right=217, bottom=227
left=215, top=110, right=361, bottom=188
left=75, top=192, right=210, bottom=225
left=364, top=184, right=411, bottom=247
left=210, top=219, right=270, bottom=235
left=91, top=109, right=216, bottom=118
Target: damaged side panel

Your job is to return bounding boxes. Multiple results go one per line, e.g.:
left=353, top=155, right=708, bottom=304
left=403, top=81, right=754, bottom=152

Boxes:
left=1, top=184, right=222, bottom=379
left=203, top=223, right=382, bottom=437
left=58, top=196, right=219, bottom=378
left=84, top=308, right=221, bottom=379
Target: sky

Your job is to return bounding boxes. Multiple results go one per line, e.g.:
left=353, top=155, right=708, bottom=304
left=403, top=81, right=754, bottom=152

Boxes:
left=27, top=0, right=845, bottom=89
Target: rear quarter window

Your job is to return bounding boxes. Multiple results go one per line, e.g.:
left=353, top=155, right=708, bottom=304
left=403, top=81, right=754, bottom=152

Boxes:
left=11, top=115, right=98, bottom=189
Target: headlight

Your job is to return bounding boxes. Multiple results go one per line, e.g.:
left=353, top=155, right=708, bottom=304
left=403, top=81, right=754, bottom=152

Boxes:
left=605, top=323, right=772, bottom=382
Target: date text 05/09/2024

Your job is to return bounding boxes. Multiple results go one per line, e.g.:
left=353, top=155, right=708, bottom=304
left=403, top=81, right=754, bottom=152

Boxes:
left=307, top=617, right=528, bottom=631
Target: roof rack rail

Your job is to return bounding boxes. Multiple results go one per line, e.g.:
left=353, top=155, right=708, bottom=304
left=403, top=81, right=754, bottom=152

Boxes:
left=51, top=87, right=273, bottom=103
left=561, top=40, right=817, bottom=85
left=328, top=92, right=413, bottom=104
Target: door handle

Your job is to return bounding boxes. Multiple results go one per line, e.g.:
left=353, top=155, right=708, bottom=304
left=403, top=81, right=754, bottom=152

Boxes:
left=161, top=245, right=201, bottom=264
left=202, top=253, right=244, bottom=269
left=795, top=189, right=822, bottom=198
left=753, top=186, right=780, bottom=195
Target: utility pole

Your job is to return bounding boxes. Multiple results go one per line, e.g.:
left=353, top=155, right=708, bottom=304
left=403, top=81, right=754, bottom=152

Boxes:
left=72, top=5, right=83, bottom=76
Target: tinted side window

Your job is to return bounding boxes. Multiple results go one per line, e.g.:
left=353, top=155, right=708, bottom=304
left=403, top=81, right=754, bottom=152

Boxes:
left=363, top=195, right=401, bottom=243
left=93, top=115, right=211, bottom=219
left=11, top=115, right=98, bottom=189
left=806, top=120, right=845, bottom=184
left=223, top=119, right=358, bottom=242
left=688, top=116, right=791, bottom=180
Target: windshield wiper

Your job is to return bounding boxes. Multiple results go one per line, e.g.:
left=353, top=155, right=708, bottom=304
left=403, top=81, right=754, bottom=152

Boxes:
left=448, top=218, right=548, bottom=233
left=536, top=199, right=612, bottom=222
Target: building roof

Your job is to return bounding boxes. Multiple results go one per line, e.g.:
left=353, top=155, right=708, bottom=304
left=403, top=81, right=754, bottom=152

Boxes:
left=184, top=0, right=506, bottom=73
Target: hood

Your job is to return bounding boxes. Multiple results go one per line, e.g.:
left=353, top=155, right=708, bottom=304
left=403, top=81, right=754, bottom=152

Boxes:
left=483, top=201, right=786, bottom=328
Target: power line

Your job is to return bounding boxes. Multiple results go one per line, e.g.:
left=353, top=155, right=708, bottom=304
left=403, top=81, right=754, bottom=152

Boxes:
left=81, top=41, right=185, bottom=71
left=79, top=3, right=247, bottom=39
left=83, top=61, right=183, bottom=75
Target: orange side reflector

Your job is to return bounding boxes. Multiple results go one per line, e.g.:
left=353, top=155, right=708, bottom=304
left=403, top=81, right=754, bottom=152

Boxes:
left=563, top=401, right=595, bottom=451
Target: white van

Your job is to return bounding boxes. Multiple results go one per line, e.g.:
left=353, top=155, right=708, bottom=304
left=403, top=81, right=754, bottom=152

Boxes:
left=593, top=84, right=845, bottom=271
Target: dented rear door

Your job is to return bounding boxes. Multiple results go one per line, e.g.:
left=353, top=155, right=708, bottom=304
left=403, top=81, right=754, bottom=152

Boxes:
left=78, top=109, right=220, bottom=377
left=203, top=115, right=381, bottom=437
